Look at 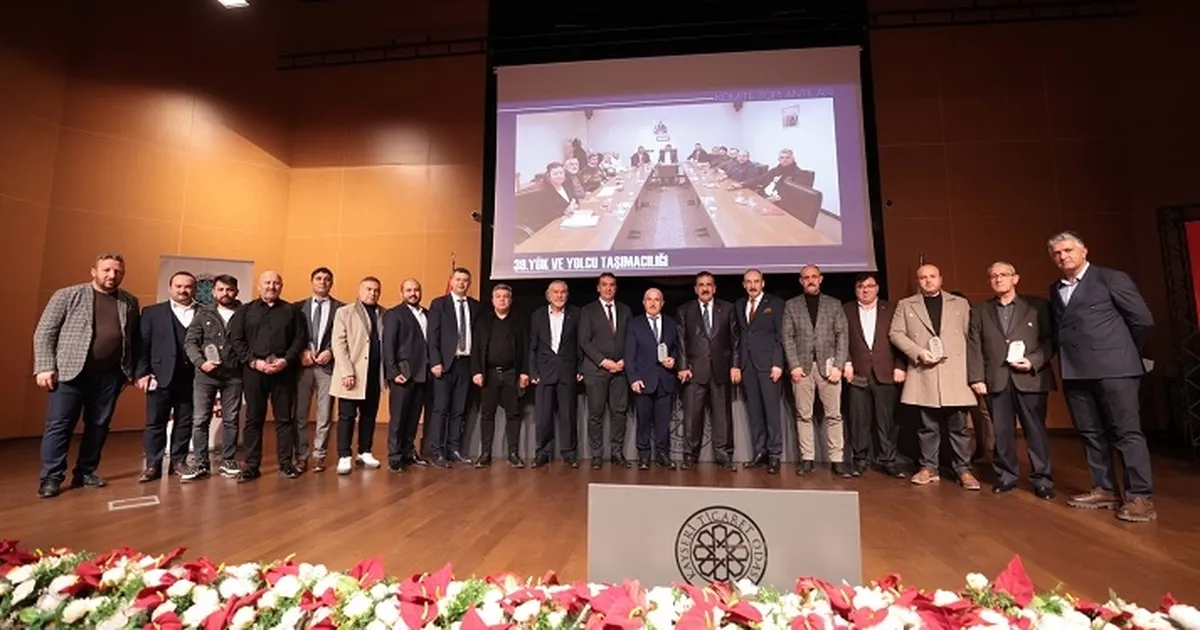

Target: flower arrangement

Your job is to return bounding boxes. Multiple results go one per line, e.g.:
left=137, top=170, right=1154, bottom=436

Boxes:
left=0, top=540, right=1196, bottom=630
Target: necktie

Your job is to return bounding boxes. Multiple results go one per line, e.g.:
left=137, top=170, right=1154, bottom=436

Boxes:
left=310, top=300, right=322, bottom=349
left=456, top=298, right=467, bottom=353
left=703, top=302, right=712, bottom=336
left=748, top=296, right=758, bottom=323
left=651, top=316, right=660, bottom=342
left=605, top=303, right=615, bottom=333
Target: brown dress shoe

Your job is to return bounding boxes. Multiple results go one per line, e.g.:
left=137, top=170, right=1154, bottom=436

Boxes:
left=958, top=471, right=981, bottom=491
left=1066, top=487, right=1120, bottom=510
left=910, top=468, right=940, bottom=485
left=1116, top=498, right=1157, bottom=522
left=312, top=460, right=326, bottom=473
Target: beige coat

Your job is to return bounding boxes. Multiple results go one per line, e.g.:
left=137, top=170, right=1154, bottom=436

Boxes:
left=330, top=302, right=386, bottom=400
left=888, top=293, right=975, bottom=408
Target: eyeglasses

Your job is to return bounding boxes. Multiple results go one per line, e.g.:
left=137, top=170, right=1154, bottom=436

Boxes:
left=988, top=272, right=1014, bottom=280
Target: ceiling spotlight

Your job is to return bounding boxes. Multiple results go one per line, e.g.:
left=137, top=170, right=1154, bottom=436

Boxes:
left=217, top=0, right=249, bottom=8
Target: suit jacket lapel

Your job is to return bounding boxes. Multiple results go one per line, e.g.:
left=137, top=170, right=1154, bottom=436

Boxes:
left=986, top=299, right=1004, bottom=336
left=913, top=298, right=935, bottom=334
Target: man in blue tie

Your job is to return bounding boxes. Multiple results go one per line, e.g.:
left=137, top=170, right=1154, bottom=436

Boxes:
left=427, top=268, right=481, bottom=467
left=626, top=288, right=681, bottom=470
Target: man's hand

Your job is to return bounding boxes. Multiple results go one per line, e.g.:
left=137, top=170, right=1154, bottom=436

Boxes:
left=1010, top=357, right=1032, bottom=372
left=431, top=364, right=444, bottom=378
left=662, top=357, right=676, bottom=370
left=394, top=374, right=407, bottom=384
left=730, top=367, right=742, bottom=384
left=531, top=377, right=540, bottom=386
left=136, top=375, right=152, bottom=391
left=970, top=382, right=987, bottom=396
left=315, top=350, right=332, bottom=366
left=843, top=364, right=855, bottom=382
left=678, top=369, right=693, bottom=383
left=631, top=380, right=645, bottom=394
left=577, top=373, right=584, bottom=382
left=342, top=375, right=356, bottom=390
left=615, top=359, right=625, bottom=372
left=791, top=367, right=805, bottom=384
left=600, top=359, right=618, bottom=373
left=201, top=361, right=219, bottom=373
left=893, top=368, right=906, bottom=383
left=519, top=374, right=530, bottom=389
left=827, top=368, right=842, bottom=384
left=35, top=370, right=57, bottom=390
left=301, top=350, right=315, bottom=367
left=472, top=374, right=484, bottom=387
left=918, top=350, right=937, bottom=365
left=271, top=358, right=288, bottom=372
left=770, top=366, right=783, bottom=383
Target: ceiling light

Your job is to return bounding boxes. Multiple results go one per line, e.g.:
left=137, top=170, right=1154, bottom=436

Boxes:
left=218, top=0, right=249, bottom=8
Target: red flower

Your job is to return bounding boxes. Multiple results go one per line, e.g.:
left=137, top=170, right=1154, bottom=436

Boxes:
left=396, top=564, right=455, bottom=630
left=145, top=610, right=184, bottom=630
left=993, top=557, right=1034, bottom=607
left=850, top=606, right=891, bottom=628
left=183, top=557, right=221, bottom=585
left=349, top=556, right=386, bottom=587
left=0, top=540, right=35, bottom=568
left=1163, top=593, right=1180, bottom=612
left=265, top=561, right=300, bottom=586
left=587, top=583, right=646, bottom=630
left=462, top=606, right=511, bottom=630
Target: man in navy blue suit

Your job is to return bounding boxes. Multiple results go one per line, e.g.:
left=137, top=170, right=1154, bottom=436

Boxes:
left=1048, top=231, right=1156, bottom=522
left=426, top=268, right=481, bottom=467
left=626, top=288, right=680, bottom=470
left=529, top=280, right=582, bottom=468
left=135, top=271, right=199, bottom=482
left=733, top=269, right=786, bottom=474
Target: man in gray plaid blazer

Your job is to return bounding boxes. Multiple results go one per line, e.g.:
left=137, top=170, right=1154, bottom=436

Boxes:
left=781, top=265, right=850, bottom=477
left=33, top=253, right=140, bottom=499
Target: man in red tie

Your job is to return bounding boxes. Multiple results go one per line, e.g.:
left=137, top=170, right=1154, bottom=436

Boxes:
left=734, top=269, right=786, bottom=474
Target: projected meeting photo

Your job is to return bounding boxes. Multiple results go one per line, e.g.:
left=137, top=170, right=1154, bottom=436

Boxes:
left=492, top=47, right=873, bottom=279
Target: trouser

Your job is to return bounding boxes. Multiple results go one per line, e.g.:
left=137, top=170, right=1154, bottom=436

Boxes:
left=584, top=372, right=629, bottom=459
left=792, top=362, right=844, bottom=462
left=192, top=371, right=243, bottom=465
left=479, top=367, right=522, bottom=454
left=1063, top=377, right=1153, bottom=498
left=846, top=372, right=900, bottom=466
left=337, top=373, right=381, bottom=458
left=242, top=367, right=298, bottom=472
left=634, top=388, right=672, bottom=458
left=918, top=406, right=971, bottom=474
left=39, top=370, right=125, bottom=484
left=387, top=380, right=428, bottom=466
left=742, top=368, right=783, bottom=457
left=295, top=365, right=333, bottom=461
left=985, top=382, right=1053, bottom=489
left=682, top=379, right=733, bottom=461
left=142, top=373, right=195, bottom=472
left=535, top=381, right=577, bottom=459
left=969, top=394, right=994, bottom=459
left=429, top=359, right=471, bottom=459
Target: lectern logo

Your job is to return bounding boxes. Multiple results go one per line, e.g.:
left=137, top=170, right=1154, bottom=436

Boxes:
left=675, top=506, right=768, bottom=585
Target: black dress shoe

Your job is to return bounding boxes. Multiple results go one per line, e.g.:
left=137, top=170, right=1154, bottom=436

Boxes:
left=992, top=483, right=1017, bottom=494
left=680, top=458, right=696, bottom=471
left=433, top=458, right=452, bottom=469
left=137, top=468, right=161, bottom=483
left=72, top=473, right=107, bottom=488
left=474, top=455, right=492, bottom=469
left=612, top=456, right=633, bottom=469
left=508, top=453, right=526, bottom=468
left=766, top=458, right=781, bottom=475
left=831, top=462, right=853, bottom=478
left=566, top=459, right=580, bottom=469
left=637, top=458, right=651, bottom=470
left=796, top=460, right=815, bottom=476
left=450, top=451, right=471, bottom=464
left=1034, top=486, right=1056, bottom=501
left=279, top=466, right=301, bottom=479
left=236, top=469, right=261, bottom=483
left=881, top=464, right=906, bottom=479
left=406, top=456, right=431, bottom=467
left=591, top=459, right=603, bottom=470
left=718, top=460, right=737, bottom=471
left=388, top=463, right=405, bottom=473
left=744, top=453, right=768, bottom=469
left=37, top=479, right=61, bottom=499
left=655, top=454, right=676, bottom=469
left=531, top=455, right=551, bottom=469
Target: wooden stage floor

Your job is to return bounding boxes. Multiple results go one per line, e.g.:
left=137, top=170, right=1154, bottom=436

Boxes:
left=1, top=430, right=1197, bottom=605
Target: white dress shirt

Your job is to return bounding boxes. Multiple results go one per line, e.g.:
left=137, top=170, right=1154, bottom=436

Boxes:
left=857, top=301, right=878, bottom=350
left=549, top=307, right=565, bottom=353
left=1058, top=261, right=1090, bottom=305
left=648, top=315, right=662, bottom=342
left=409, top=304, right=428, bottom=340
left=171, top=300, right=197, bottom=328
left=217, top=305, right=235, bottom=325
left=453, top=294, right=472, bottom=355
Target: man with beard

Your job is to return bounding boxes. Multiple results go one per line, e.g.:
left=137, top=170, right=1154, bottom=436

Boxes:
left=383, top=278, right=432, bottom=472
left=735, top=269, right=786, bottom=474
left=33, top=253, right=141, bottom=498
left=180, top=275, right=244, bottom=481
left=676, top=271, right=740, bottom=470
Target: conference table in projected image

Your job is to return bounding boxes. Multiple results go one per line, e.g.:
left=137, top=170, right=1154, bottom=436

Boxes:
left=516, top=162, right=834, bottom=254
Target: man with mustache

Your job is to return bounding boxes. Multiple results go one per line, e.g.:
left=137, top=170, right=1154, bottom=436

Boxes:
left=180, top=274, right=244, bottom=481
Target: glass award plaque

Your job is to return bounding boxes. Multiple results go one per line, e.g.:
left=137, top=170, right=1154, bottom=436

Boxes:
left=1006, top=340, right=1026, bottom=364
left=204, top=344, right=222, bottom=364
left=657, top=343, right=669, bottom=363
left=927, top=336, right=945, bottom=361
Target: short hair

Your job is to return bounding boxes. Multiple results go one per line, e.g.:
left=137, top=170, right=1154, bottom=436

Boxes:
left=547, top=279, right=568, bottom=293
left=1047, top=231, right=1085, bottom=249
left=743, top=268, right=763, bottom=279
left=492, top=284, right=513, bottom=296
left=988, top=261, right=1017, bottom=275
left=94, top=253, right=124, bottom=267
left=452, top=267, right=472, bottom=278
left=854, top=272, right=879, bottom=286
left=168, top=271, right=196, bottom=285
left=800, top=264, right=822, bottom=276
left=780, top=149, right=794, bottom=158
left=695, top=271, right=715, bottom=283
left=360, top=276, right=381, bottom=285
left=544, top=162, right=564, bottom=175
left=214, top=274, right=238, bottom=288
left=311, top=267, right=333, bottom=280
left=597, top=272, right=617, bottom=284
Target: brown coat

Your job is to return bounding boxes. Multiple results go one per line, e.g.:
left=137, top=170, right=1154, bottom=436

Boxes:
left=843, top=299, right=905, bottom=387
left=330, top=302, right=386, bottom=400
left=888, top=292, right=975, bottom=408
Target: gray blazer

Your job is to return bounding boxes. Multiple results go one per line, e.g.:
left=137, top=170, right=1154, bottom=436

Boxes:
left=299, top=296, right=344, bottom=369
left=33, top=283, right=140, bottom=381
left=1049, top=264, right=1153, bottom=380
left=781, top=293, right=848, bottom=372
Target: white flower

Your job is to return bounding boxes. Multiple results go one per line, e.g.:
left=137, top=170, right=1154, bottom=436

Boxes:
left=313, top=574, right=340, bottom=598
left=852, top=586, right=890, bottom=611
left=546, top=610, right=567, bottom=627
left=482, top=587, right=504, bottom=606
left=445, top=580, right=465, bottom=601
left=139, top=555, right=159, bottom=569
left=6, top=564, right=35, bottom=584
left=512, top=599, right=542, bottom=623
left=299, top=563, right=328, bottom=583
left=100, top=565, right=127, bottom=586
left=183, top=602, right=220, bottom=628
left=96, top=611, right=130, bottom=630
left=311, top=606, right=332, bottom=626
left=37, top=592, right=66, bottom=611
left=153, top=601, right=178, bottom=620
left=274, top=574, right=302, bottom=599
left=62, top=597, right=100, bottom=623
left=192, top=585, right=221, bottom=609
left=978, top=607, right=1009, bottom=626
left=48, top=574, right=79, bottom=594
left=366, top=621, right=388, bottom=630
left=11, top=579, right=36, bottom=604
left=167, top=578, right=195, bottom=598
left=143, top=568, right=169, bottom=587
left=232, top=562, right=261, bottom=582
left=375, top=597, right=401, bottom=625
left=479, top=601, right=506, bottom=626
left=1170, top=605, right=1200, bottom=630
left=370, top=582, right=390, bottom=599
left=220, top=576, right=256, bottom=599
left=932, top=590, right=961, bottom=607
left=260, top=590, right=279, bottom=609
left=279, top=606, right=304, bottom=629
left=966, top=573, right=990, bottom=591
left=230, top=605, right=257, bottom=630
left=735, top=578, right=760, bottom=597
left=345, top=593, right=375, bottom=619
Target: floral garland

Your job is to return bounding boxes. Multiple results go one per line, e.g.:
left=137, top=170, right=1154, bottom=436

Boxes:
left=0, top=540, right=1196, bottom=630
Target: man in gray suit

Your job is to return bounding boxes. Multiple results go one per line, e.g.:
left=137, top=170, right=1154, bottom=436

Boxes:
left=294, top=267, right=344, bottom=472
left=33, top=253, right=140, bottom=498
left=782, top=265, right=850, bottom=477
left=1048, top=231, right=1156, bottom=522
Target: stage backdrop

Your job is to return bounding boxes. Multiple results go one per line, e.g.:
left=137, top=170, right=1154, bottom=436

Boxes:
left=157, top=256, right=255, bottom=305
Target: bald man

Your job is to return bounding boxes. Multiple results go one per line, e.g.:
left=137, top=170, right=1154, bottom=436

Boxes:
left=383, top=278, right=432, bottom=471
left=228, top=271, right=309, bottom=483
left=626, top=288, right=681, bottom=470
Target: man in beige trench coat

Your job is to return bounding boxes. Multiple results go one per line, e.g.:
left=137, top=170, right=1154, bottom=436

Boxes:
left=330, top=277, right=387, bottom=475
left=889, top=264, right=982, bottom=490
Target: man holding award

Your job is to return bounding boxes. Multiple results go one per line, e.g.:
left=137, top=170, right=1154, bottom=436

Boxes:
left=966, top=262, right=1056, bottom=499
left=626, top=288, right=680, bottom=470
left=181, top=275, right=243, bottom=481
left=889, top=264, right=980, bottom=490
left=781, top=265, right=850, bottom=477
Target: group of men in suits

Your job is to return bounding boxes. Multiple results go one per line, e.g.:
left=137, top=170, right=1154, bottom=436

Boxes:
left=29, top=231, right=1158, bottom=522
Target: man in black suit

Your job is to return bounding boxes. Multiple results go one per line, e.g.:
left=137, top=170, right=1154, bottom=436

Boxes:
left=842, top=272, right=907, bottom=479
left=135, top=271, right=199, bottom=482
left=1048, top=231, right=1156, bottom=522
left=427, top=267, right=481, bottom=467
left=677, top=271, right=740, bottom=470
left=529, top=280, right=582, bottom=468
left=578, top=273, right=633, bottom=470
left=295, top=267, right=344, bottom=473
left=967, top=262, right=1056, bottom=499
left=734, top=269, right=785, bottom=474
left=627, top=288, right=680, bottom=470
left=383, top=278, right=431, bottom=472
left=471, top=284, right=530, bottom=468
